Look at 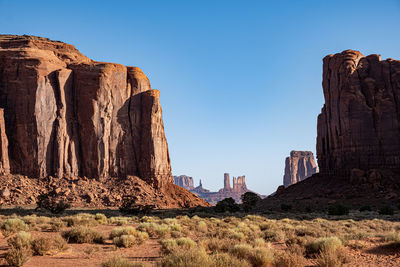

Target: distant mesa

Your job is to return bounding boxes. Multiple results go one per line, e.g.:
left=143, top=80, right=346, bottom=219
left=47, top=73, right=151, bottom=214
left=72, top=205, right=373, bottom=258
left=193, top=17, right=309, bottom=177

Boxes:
left=173, top=175, right=194, bottom=190
left=283, top=151, right=318, bottom=187
left=174, top=173, right=264, bottom=204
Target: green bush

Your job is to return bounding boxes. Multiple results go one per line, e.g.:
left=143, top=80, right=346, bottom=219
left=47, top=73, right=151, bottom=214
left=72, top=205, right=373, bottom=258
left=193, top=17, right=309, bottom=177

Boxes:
left=327, top=204, right=349, bottom=215
left=1, top=218, right=29, bottom=235
left=359, top=205, right=372, bottom=212
left=62, top=226, right=104, bottom=244
left=6, top=231, right=33, bottom=267
left=36, top=194, right=70, bottom=214
left=306, top=236, right=343, bottom=254
left=379, top=205, right=394, bottom=215
left=215, top=198, right=240, bottom=213
left=280, top=204, right=292, bottom=212
left=241, top=192, right=261, bottom=212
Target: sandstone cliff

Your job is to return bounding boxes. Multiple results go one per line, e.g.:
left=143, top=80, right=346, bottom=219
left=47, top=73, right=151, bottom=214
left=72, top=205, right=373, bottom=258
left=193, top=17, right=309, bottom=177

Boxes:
left=283, top=151, right=318, bottom=187
left=0, top=35, right=208, bottom=208
left=173, top=175, right=194, bottom=190
left=317, top=50, right=400, bottom=176
left=260, top=50, right=400, bottom=211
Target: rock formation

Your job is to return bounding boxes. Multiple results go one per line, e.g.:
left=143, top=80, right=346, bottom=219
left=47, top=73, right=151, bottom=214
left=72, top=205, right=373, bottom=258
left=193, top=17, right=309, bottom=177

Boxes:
left=0, top=34, right=208, bottom=208
left=260, top=50, right=400, bottom=211
left=223, top=173, right=231, bottom=190
left=185, top=173, right=262, bottom=204
left=283, top=151, right=318, bottom=187
left=233, top=175, right=247, bottom=192
left=173, top=175, right=194, bottom=190
left=317, top=50, right=400, bottom=176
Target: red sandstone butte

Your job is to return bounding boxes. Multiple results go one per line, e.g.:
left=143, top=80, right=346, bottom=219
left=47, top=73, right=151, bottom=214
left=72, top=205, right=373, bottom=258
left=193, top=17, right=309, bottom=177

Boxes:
left=0, top=35, right=208, bottom=208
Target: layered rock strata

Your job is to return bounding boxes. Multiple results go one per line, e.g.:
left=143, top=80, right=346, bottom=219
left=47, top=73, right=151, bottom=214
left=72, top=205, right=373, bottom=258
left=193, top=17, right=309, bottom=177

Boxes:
left=317, top=50, right=400, bottom=175
left=0, top=35, right=208, bottom=208
left=283, top=151, right=318, bottom=187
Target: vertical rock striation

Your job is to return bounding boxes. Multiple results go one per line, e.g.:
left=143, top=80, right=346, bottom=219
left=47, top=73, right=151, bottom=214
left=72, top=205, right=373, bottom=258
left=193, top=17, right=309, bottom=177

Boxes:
left=223, top=173, right=231, bottom=190
left=0, top=109, right=10, bottom=175
left=0, top=35, right=209, bottom=208
left=283, top=151, right=318, bottom=187
left=317, top=50, right=400, bottom=176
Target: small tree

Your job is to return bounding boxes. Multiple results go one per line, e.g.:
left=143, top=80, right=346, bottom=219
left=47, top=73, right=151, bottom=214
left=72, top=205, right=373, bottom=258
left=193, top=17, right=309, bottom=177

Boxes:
left=119, top=196, right=154, bottom=215
left=215, top=197, right=239, bottom=213
left=241, top=192, right=261, bottom=212
left=36, top=194, right=70, bottom=214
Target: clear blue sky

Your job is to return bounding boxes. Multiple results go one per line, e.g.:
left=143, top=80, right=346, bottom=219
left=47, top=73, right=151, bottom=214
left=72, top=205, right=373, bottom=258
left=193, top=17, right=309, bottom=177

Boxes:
left=1, top=0, right=399, bottom=195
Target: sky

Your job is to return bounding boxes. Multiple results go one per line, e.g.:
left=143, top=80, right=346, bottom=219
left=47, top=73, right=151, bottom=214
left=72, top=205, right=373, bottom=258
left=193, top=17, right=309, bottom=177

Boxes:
left=1, top=0, right=399, bottom=195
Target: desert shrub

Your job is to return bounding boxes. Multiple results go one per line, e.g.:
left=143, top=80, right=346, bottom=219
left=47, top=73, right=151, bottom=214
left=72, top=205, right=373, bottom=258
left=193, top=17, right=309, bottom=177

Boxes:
left=229, top=244, right=274, bottom=267
left=1, top=218, right=29, bottom=235
left=95, top=213, right=108, bottom=224
left=379, top=205, right=394, bottom=215
left=160, top=239, right=178, bottom=253
left=49, top=218, right=67, bottom=232
left=176, top=237, right=197, bottom=249
left=241, top=192, right=261, bottom=212
left=119, top=196, right=154, bottom=215
left=31, top=235, right=67, bottom=256
left=36, top=194, right=70, bottom=214
left=8, top=231, right=33, bottom=249
left=136, top=231, right=149, bottom=243
left=210, top=252, right=252, bottom=267
left=110, top=227, right=137, bottom=239
left=264, top=229, right=285, bottom=242
left=273, top=251, right=305, bottom=267
left=253, top=238, right=266, bottom=247
left=100, top=255, right=143, bottom=267
left=113, top=235, right=137, bottom=248
left=161, top=248, right=211, bottom=267
left=359, top=205, right=372, bottom=212
left=307, top=236, right=343, bottom=254
left=215, top=198, right=240, bottom=213
left=316, top=247, right=348, bottom=267
left=62, top=226, right=104, bottom=244
left=196, top=221, right=207, bottom=232
left=109, top=217, right=129, bottom=226
left=5, top=246, right=32, bottom=267
left=280, top=204, right=292, bottom=212
left=201, top=238, right=240, bottom=253
left=6, top=231, right=33, bottom=267
left=62, top=213, right=98, bottom=227
left=327, top=204, right=349, bottom=216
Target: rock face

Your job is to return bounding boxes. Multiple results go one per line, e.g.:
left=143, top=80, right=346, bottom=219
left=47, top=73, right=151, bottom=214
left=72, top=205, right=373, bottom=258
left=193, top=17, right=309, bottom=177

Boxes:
left=173, top=175, right=194, bottom=190
left=283, top=151, right=318, bottom=187
left=260, top=50, right=400, bottom=211
left=317, top=50, right=400, bottom=176
left=0, top=35, right=208, bottom=208
left=0, top=109, right=10, bottom=175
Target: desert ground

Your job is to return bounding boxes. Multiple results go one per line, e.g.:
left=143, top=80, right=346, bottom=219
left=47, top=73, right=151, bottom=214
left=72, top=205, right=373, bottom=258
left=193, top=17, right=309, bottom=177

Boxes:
left=0, top=207, right=400, bottom=267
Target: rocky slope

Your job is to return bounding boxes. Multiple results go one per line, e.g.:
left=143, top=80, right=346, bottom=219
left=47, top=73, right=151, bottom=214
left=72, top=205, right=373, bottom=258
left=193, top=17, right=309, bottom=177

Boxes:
left=0, top=34, right=208, bottom=208
left=173, top=175, right=194, bottom=190
left=283, top=151, right=318, bottom=187
left=262, top=50, right=400, bottom=210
